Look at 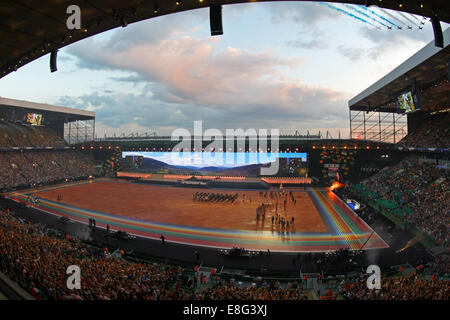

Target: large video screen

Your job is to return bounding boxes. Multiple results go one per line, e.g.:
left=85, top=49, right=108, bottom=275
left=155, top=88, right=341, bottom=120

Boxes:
left=26, top=113, right=43, bottom=126
left=121, top=152, right=308, bottom=177
left=397, top=91, right=420, bottom=114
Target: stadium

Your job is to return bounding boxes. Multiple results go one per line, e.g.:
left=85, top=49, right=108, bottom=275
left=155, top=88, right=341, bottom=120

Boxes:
left=0, top=0, right=449, bottom=305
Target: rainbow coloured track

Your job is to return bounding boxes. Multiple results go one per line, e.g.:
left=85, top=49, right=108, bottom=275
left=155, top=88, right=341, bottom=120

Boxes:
left=6, top=183, right=388, bottom=252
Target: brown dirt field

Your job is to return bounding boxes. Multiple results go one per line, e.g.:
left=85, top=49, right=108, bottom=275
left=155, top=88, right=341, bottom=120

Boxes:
left=34, top=181, right=328, bottom=232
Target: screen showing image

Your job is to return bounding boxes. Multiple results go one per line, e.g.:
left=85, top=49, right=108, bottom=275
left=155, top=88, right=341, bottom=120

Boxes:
left=26, top=113, right=43, bottom=126
left=397, top=91, right=420, bottom=114
left=121, top=151, right=308, bottom=177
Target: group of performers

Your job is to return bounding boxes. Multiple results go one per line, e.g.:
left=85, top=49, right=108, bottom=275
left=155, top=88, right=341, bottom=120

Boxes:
left=256, top=202, right=295, bottom=226
left=272, top=214, right=295, bottom=232
left=255, top=189, right=298, bottom=232
left=192, top=188, right=299, bottom=232
left=259, top=190, right=297, bottom=205
left=193, top=192, right=239, bottom=203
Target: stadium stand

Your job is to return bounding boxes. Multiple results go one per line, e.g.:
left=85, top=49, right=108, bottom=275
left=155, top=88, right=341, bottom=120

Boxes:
left=354, top=156, right=449, bottom=247
left=398, top=112, right=450, bottom=149
left=0, top=121, right=65, bottom=148
left=1, top=111, right=447, bottom=300
left=0, top=121, right=94, bottom=191
left=337, top=274, right=449, bottom=300
left=0, top=207, right=310, bottom=300
left=0, top=151, right=94, bottom=191
left=0, top=207, right=448, bottom=300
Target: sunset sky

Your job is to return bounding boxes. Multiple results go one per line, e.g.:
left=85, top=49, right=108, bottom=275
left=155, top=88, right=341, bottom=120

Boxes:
left=0, top=2, right=447, bottom=138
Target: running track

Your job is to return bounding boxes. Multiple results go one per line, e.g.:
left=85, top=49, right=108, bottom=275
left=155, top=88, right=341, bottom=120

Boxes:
left=5, top=182, right=388, bottom=252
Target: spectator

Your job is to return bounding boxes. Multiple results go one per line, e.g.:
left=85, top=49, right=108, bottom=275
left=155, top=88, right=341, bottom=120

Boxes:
left=358, top=156, right=449, bottom=247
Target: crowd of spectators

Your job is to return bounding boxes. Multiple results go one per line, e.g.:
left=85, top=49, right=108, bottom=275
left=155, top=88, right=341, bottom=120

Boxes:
left=1, top=208, right=448, bottom=300
left=398, top=112, right=449, bottom=149
left=0, top=122, right=94, bottom=190
left=0, top=150, right=94, bottom=190
left=338, top=273, right=449, bottom=300
left=0, top=207, right=195, bottom=300
left=360, top=156, right=449, bottom=246
left=0, top=208, right=312, bottom=300
left=195, top=281, right=308, bottom=300
left=0, top=122, right=65, bottom=148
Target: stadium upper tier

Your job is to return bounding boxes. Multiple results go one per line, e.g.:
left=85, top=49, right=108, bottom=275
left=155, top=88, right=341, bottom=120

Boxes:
left=398, top=111, right=449, bottom=149
left=349, top=27, right=450, bottom=113
left=1, top=0, right=450, bottom=79
left=0, top=121, right=65, bottom=149
left=0, top=96, right=95, bottom=121
left=0, top=97, right=96, bottom=145
left=0, top=150, right=94, bottom=191
left=348, top=28, right=449, bottom=146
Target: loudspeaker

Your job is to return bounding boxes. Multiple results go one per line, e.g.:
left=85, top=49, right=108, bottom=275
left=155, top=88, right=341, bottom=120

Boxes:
left=431, top=17, right=443, bottom=48
left=210, top=5, right=223, bottom=36
left=50, top=49, right=58, bottom=72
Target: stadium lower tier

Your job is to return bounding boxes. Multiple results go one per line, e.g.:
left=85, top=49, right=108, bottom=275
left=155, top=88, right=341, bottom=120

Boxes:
left=4, top=180, right=387, bottom=252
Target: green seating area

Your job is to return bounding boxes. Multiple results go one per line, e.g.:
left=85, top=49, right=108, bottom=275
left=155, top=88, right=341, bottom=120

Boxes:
left=352, top=184, right=408, bottom=229
left=351, top=184, right=439, bottom=248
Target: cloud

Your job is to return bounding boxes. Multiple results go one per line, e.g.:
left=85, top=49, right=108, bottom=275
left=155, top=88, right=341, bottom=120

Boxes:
left=61, top=6, right=351, bottom=136
left=266, top=1, right=336, bottom=51
left=109, top=75, right=147, bottom=84
left=285, top=29, right=328, bottom=50
left=56, top=81, right=349, bottom=136
left=103, top=10, right=209, bottom=51
left=67, top=28, right=311, bottom=110
left=336, top=45, right=366, bottom=61
left=68, top=11, right=208, bottom=71
left=268, top=2, right=337, bottom=26
left=268, top=3, right=335, bottom=52
left=285, top=38, right=328, bottom=49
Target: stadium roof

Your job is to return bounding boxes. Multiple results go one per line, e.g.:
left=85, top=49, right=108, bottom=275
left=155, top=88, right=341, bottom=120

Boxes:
left=1, top=0, right=450, bottom=79
left=0, top=96, right=95, bottom=121
left=349, top=27, right=450, bottom=112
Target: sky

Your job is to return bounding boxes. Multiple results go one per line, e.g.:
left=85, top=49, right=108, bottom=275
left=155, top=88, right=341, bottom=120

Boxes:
left=0, top=2, right=447, bottom=139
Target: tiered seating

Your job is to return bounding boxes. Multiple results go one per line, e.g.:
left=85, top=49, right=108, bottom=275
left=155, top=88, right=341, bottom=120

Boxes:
left=1, top=208, right=447, bottom=300
left=0, top=208, right=309, bottom=300
left=0, top=121, right=65, bottom=148
left=398, top=112, right=450, bottom=149
left=0, top=151, right=94, bottom=190
left=355, top=156, right=449, bottom=246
